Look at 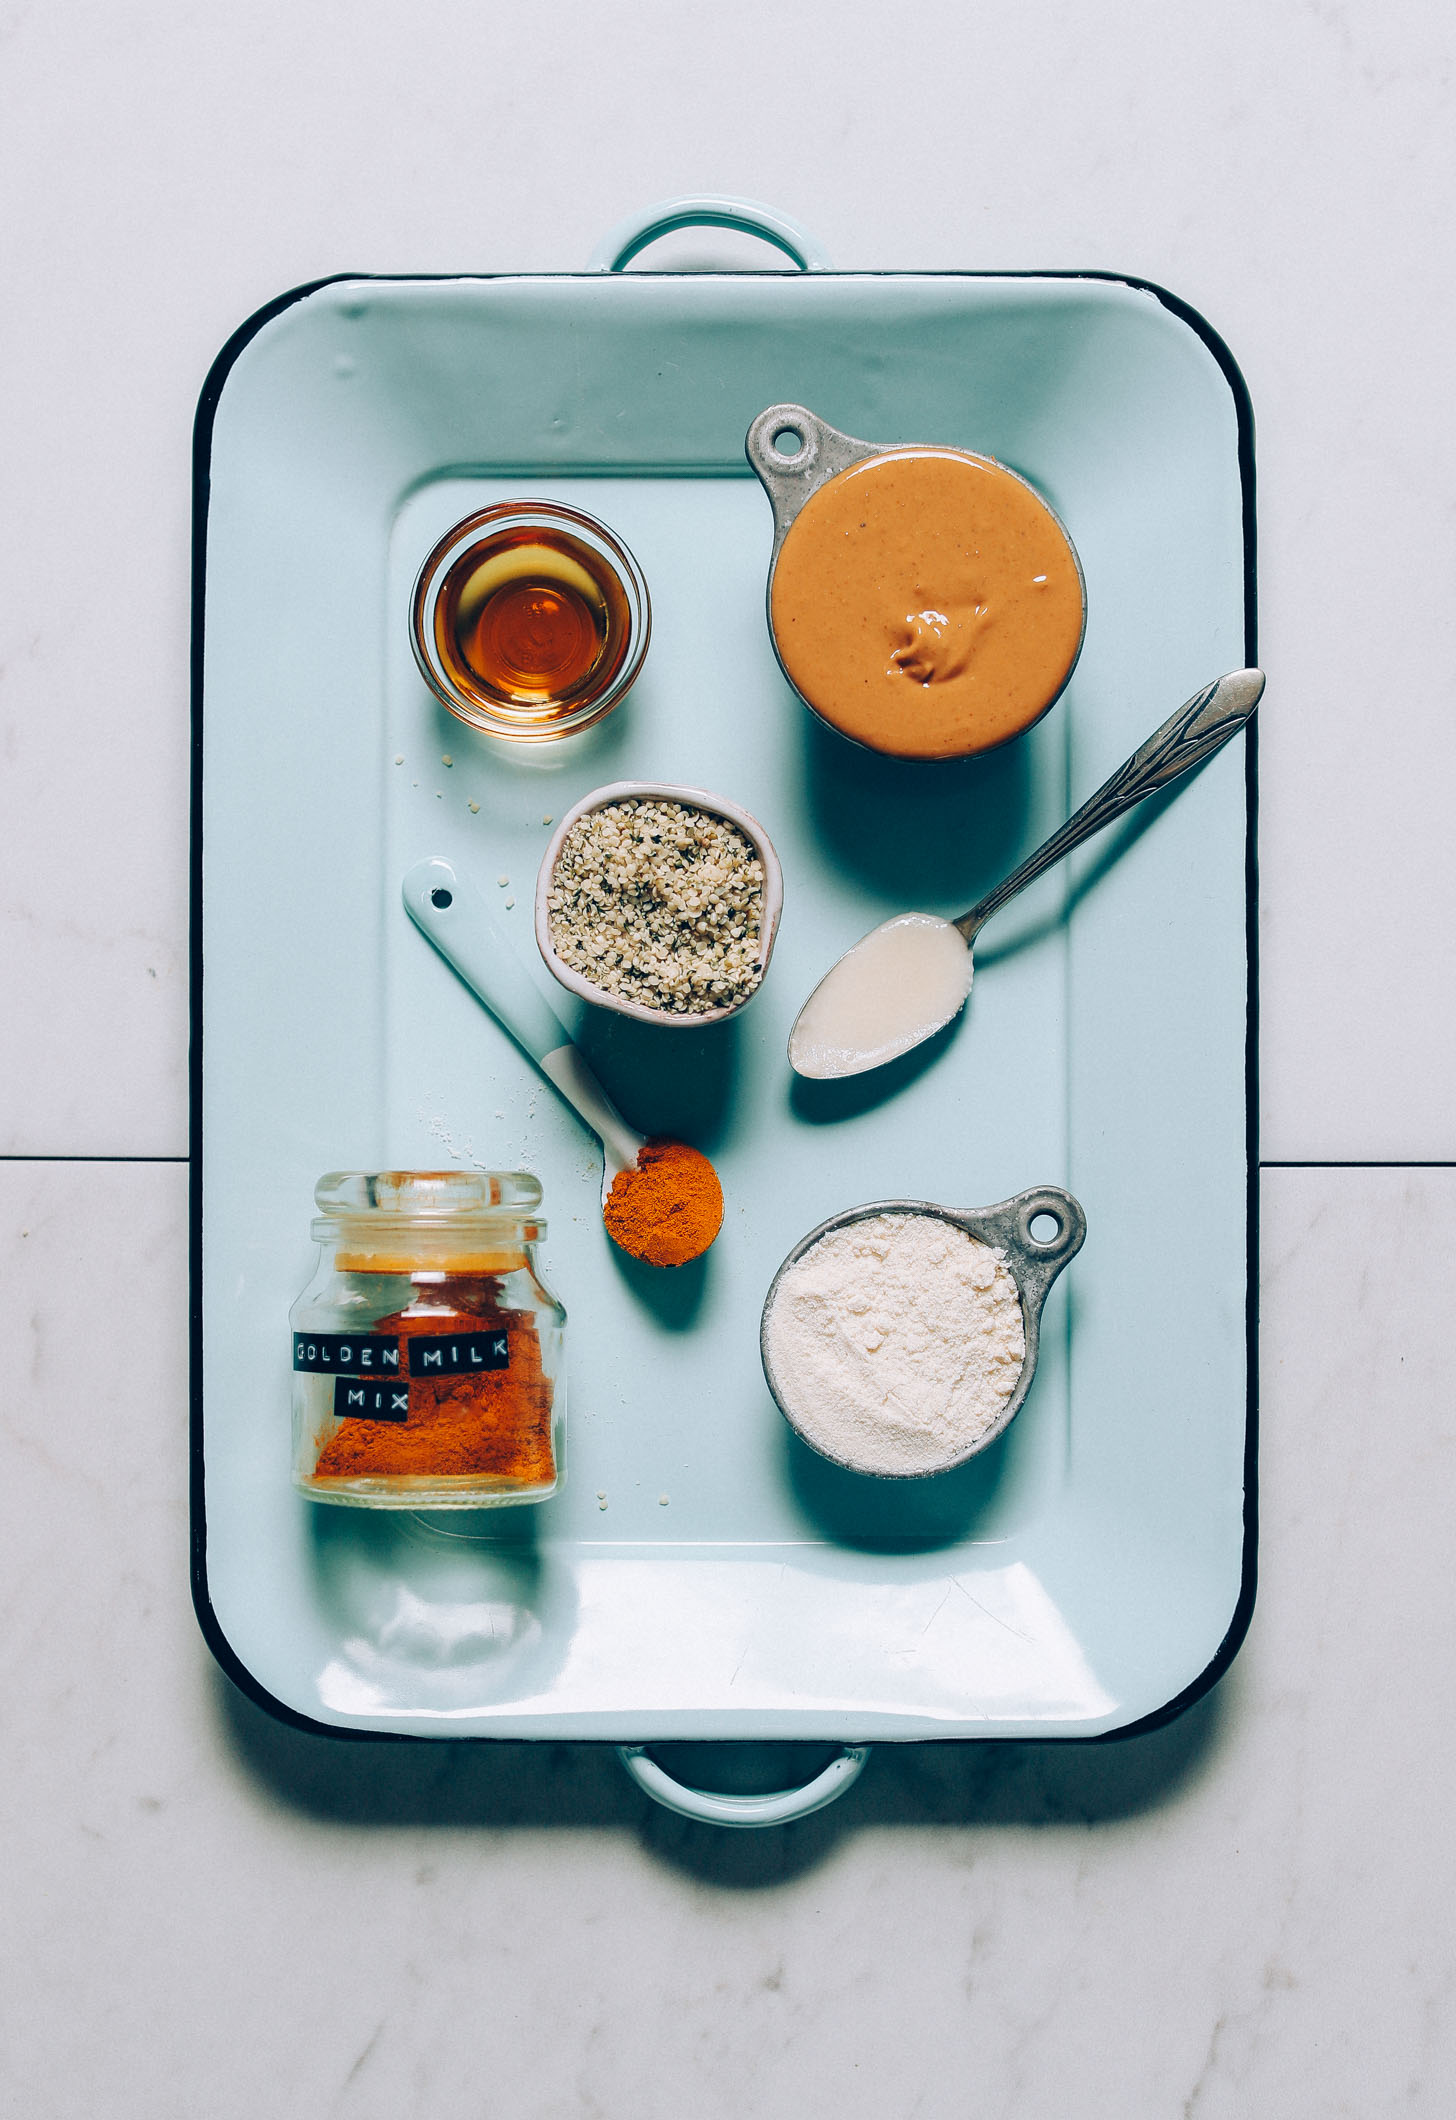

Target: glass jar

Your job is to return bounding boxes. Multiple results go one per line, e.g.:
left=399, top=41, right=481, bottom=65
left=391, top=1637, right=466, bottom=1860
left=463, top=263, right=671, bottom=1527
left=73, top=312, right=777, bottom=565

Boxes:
left=290, top=1170, right=565, bottom=1508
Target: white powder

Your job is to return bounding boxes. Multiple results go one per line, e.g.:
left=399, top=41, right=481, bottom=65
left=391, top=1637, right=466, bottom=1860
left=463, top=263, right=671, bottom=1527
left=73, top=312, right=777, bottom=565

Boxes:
left=764, top=1211, right=1026, bottom=1475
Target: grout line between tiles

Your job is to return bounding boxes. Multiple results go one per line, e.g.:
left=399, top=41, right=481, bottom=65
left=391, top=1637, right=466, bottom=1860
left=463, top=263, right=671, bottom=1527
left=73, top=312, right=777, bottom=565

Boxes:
left=0, top=1155, right=190, bottom=1164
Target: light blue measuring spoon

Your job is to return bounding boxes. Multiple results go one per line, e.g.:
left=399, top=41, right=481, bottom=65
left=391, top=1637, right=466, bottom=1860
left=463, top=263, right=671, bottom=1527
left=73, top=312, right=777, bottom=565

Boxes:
left=402, top=855, right=646, bottom=1209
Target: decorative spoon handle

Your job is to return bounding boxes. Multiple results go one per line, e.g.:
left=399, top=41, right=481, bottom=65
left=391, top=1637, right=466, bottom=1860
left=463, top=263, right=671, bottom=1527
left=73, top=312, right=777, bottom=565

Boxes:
left=954, top=668, right=1264, bottom=944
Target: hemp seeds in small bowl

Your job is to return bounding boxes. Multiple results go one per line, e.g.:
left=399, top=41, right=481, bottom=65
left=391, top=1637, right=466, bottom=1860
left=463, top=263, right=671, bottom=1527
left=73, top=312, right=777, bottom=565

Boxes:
left=536, top=782, right=784, bottom=1027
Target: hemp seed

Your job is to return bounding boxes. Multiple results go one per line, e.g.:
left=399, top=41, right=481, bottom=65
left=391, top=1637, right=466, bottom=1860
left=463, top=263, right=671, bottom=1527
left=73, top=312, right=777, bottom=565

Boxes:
left=546, top=798, right=765, bottom=1015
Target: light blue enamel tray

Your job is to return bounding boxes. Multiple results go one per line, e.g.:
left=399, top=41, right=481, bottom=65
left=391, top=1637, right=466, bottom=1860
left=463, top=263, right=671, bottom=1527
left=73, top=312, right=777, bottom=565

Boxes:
left=193, top=200, right=1254, bottom=1827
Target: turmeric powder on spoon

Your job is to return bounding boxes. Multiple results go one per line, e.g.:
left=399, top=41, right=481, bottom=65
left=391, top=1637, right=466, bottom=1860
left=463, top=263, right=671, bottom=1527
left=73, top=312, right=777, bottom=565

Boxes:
left=603, top=1139, right=723, bottom=1267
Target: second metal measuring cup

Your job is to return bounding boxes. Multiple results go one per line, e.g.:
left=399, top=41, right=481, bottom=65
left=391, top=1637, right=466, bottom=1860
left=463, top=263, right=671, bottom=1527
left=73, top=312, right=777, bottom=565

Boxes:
left=760, top=1185, right=1087, bottom=1478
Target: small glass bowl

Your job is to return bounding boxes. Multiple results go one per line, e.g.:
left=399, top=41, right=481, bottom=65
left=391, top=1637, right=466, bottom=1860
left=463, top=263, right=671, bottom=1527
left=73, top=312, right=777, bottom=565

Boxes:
left=411, top=500, right=651, bottom=742
left=535, top=780, right=784, bottom=1028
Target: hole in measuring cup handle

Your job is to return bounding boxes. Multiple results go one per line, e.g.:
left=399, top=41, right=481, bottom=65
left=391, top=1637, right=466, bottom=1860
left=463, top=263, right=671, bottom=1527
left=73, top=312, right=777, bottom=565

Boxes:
left=746, top=403, right=824, bottom=491
left=1005, top=1186, right=1087, bottom=1284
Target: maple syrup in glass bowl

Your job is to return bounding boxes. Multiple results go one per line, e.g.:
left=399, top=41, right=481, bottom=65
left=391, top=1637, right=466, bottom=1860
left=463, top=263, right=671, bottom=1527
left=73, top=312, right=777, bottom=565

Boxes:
left=412, top=501, right=651, bottom=741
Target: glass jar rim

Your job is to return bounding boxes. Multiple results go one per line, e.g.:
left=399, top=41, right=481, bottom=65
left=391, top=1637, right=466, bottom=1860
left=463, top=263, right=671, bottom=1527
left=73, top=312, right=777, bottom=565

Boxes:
left=314, top=1169, right=542, bottom=1219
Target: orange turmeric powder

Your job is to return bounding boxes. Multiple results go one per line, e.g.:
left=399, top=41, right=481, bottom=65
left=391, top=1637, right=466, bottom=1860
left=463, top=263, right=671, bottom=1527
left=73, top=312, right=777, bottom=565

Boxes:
left=603, top=1139, right=723, bottom=1267
left=310, top=1281, right=554, bottom=1483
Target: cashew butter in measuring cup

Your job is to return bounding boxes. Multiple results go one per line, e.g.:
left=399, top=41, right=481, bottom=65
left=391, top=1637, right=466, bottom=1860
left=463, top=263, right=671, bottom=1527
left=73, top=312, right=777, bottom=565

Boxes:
left=747, top=404, right=1086, bottom=761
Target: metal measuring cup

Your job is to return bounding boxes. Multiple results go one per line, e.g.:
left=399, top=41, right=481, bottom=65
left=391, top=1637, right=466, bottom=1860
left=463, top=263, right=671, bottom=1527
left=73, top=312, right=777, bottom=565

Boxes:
left=744, top=402, right=1088, bottom=756
left=760, top=1185, right=1087, bottom=1478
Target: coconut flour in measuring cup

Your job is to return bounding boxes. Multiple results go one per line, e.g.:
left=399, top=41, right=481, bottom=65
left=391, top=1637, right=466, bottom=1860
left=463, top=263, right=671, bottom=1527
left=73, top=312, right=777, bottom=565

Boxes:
left=762, top=1210, right=1026, bottom=1476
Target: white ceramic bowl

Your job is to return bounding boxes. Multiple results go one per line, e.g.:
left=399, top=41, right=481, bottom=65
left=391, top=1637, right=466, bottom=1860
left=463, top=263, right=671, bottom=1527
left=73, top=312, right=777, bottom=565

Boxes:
left=535, top=780, right=784, bottom=1027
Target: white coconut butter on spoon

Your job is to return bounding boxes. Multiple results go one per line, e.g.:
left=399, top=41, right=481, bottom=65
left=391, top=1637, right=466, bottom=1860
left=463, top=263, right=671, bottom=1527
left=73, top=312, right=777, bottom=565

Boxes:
left=789, top=913, right=973, bottom=1078
left=789, top=669, right=1264, bottom=1081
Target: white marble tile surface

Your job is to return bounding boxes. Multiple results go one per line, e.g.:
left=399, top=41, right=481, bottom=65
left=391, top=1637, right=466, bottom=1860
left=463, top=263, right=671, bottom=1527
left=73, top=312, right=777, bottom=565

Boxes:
left=4, top=1160, right=1454, bottom=2117
left=4, top=2, right=1455, bottom=2111
left=1, top=0, right=1454, bottom=1153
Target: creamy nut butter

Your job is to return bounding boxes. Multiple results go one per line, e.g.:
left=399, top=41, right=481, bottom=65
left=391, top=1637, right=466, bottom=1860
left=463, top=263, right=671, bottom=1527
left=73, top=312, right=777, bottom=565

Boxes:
left=788, top=913, right=972, bottom=1078
left=770, top=448, right=1084, bottom=761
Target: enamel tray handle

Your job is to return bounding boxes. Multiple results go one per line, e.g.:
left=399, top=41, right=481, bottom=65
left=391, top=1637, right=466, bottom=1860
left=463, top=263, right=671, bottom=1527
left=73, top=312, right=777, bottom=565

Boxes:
left=618, top=1744, right=871, bottom=1828
left=588, top=196, right=833, bottom=274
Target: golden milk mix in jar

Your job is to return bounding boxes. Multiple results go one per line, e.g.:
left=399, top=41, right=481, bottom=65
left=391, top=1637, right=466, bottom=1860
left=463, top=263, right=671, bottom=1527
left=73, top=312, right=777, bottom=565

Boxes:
left=289, top=1170, right=565, bottom=1508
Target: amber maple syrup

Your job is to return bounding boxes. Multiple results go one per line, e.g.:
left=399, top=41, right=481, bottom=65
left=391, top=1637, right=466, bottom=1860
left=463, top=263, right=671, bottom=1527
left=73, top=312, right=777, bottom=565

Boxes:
left=434, top=524, right=631, bottom=717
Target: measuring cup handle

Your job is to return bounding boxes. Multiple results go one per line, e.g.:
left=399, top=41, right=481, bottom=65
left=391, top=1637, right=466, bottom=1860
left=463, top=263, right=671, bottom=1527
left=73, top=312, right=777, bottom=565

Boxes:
left=1011, top=1186, right=1087, bottom=1272
left=997, top=1184, right=1088, bottom=1318
left=745, top=404, right=881, bottom=552
left=587, top=196, right=834, bottom=273
left=617, top=1744, right=871, bottom=1828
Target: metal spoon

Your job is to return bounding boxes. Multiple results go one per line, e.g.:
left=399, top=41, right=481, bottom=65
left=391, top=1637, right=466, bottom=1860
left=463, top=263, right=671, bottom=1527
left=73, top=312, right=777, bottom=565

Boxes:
left=789, top=667, right=1264, bottom=1080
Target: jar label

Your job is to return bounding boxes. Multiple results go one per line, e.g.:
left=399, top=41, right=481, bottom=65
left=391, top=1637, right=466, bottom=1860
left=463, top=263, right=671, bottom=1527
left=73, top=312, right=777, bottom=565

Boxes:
left=333, top=1378, right=411, bottom=1422
left=293, top=1330, right=512, bottom=1414
left=406, top=1329, right=510, bottom=1376
left=293, top=1333, right=403, bottom=1375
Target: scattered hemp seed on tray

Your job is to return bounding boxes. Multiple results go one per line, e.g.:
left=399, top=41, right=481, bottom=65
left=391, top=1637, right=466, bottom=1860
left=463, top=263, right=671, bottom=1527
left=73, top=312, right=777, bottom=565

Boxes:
left=547, top=798, right=764, bottom=1014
